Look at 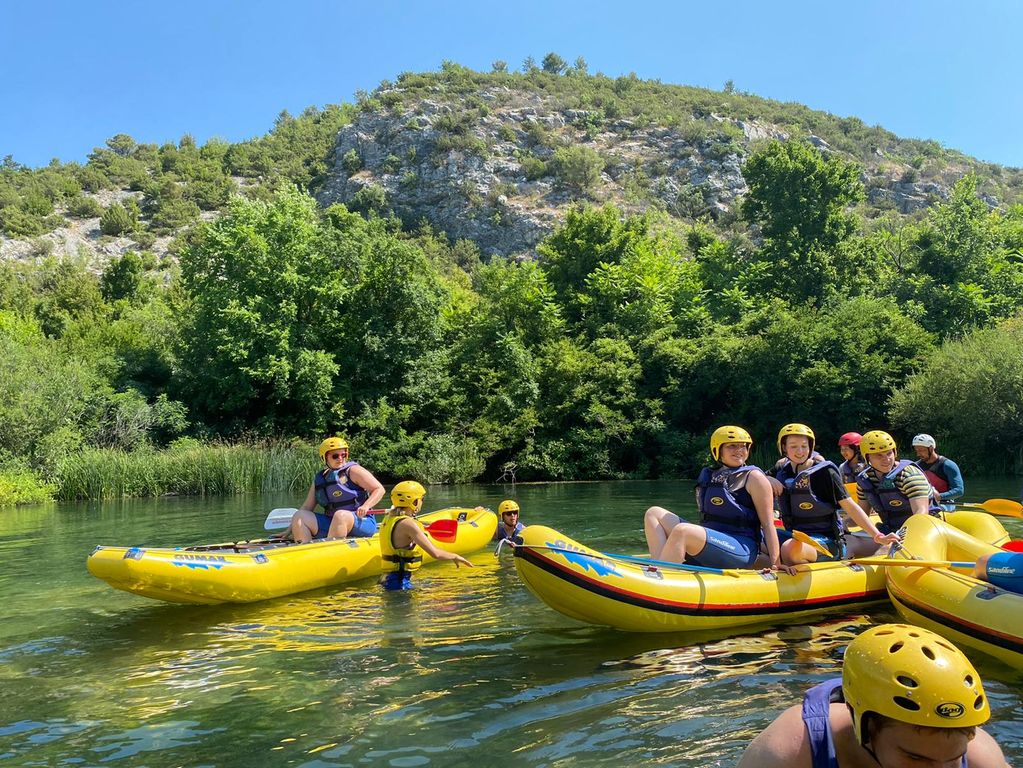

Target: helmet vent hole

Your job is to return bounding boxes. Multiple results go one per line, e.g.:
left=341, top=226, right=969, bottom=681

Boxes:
left=896, top=675, right=918, bottom=688
left=893, top=696, right=921, bottom=712
left=921, top=646, right=936, bottom=660
left=964, top=674, right=975, bottom=686
left=974, top=695, right=985, bottom=711
left=888, top=641, right=904, bottom=653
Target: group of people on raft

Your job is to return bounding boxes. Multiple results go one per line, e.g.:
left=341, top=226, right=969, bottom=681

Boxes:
left=644, top=424, right=1021, bottom=593
left=279, top=437, right=527, bottom=590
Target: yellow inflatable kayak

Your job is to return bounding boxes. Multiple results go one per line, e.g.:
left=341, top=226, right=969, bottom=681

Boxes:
left=884, top=512, right=1022, bottom=668
left=513, top=525, right=890, bottom=633
left=88, top=507, right=496, bottom=605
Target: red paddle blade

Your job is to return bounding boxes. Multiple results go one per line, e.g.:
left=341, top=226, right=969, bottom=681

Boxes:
left=1002, top=540, right=1023, bottom=552
left=425, top=518, right=458, bottom=542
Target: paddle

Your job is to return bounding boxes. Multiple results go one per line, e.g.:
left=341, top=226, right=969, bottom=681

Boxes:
left=849, top=556, right=975, bottom=569
left=789, top=529, right=834, bottom=558
left=516, top=543, right=744, bottom=577
left=957, top=498, right=1023, bottom=518
left=263, top=507, right=385, bottom=529
left=262, top=508, right=458, bottom=542
left=1003, top=540, right=1023, bottom=552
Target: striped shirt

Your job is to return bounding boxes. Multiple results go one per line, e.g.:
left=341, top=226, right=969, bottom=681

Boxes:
left=856, top=462, right=932, bottom=507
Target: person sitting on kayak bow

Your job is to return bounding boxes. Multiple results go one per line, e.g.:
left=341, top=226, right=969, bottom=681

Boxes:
left=737, top=623, right=1009, bottom=767
left=381, top=481, right=473, bottom=591
left=768, top=423, right=898, bottom=565
left=287, top=437, right=386, bottom=543
left=644, top=425, right=796, bottom=575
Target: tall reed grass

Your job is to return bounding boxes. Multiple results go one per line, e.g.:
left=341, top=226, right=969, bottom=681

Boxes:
left=55, top=442, right=321, bottom=501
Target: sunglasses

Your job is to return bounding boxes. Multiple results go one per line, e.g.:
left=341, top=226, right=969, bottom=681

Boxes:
left=503, top=511, right=519, bottom=516
left=327, top=451, right=348, bottom=461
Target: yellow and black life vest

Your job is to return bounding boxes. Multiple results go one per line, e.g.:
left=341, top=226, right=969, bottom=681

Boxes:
left=380, top=514, right=424, bottom=574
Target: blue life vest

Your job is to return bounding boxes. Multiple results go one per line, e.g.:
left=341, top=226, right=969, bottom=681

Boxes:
left=777, top=460, right=842, bottom=538
left=802, top=678, right=967, bottom=768
left=696, top=465, right=762, bottom=541
left=855, top=459, right=938, bottom=532
left=838, top=458, right=864, bottom=485
left=314, top=461, right=369, bottom=516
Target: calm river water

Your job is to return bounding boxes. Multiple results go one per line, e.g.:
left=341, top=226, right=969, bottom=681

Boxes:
left=1, top=479, right=1021, bottom=767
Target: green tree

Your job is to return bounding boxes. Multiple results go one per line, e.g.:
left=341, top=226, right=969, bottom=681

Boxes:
left=99, top=202, right=135, bottom=235
left=742, top=140, right=864, bottom=305
left=541, top=52, right=568, bottom=75
left=549, top=145, right=605, bottom=195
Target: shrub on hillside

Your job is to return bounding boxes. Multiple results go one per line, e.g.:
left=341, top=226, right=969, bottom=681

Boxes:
left=550, top=145, right=605, bottom=195
left=68, top=194, right=103, bottom=218
left=100, top=202, right=135, bottom=236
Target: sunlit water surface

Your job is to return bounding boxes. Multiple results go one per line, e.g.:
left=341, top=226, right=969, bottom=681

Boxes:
left=1, top=479, right=1020, bottom=766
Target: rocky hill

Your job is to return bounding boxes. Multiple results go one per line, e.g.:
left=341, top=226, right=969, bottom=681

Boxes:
left=3, top=62, right=1021, bottom=264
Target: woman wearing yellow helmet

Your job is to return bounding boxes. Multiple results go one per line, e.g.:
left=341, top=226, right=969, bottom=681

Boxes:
left=767, top=424, right=898, bottom=565
left=737, top=624, right=1009, bottom=767
left=380, top=481, right=472, bottom=590
left=287, top=437, right=386, bottom=543
left=644, top=426, right=796, bottom=574
left=853, top=430, right=938, bottom=548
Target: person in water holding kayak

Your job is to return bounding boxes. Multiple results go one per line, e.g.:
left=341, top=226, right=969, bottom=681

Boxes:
left=493, top=499, right=524, bottom=543
left=381, top=481, right=473, bottom=590
left=737, top=623, right=1009, bottom=768
left=836, top=432, right=866, bottom=486
left=644, top=425, right=796, bottom=575
left=287, top=437, right=386, bottom=543
left=855, top=430, right=937, bottom=536
left=973, top=550, right=1023, bottom=595
left=912, top=433, right=965, bottom=511
left=767, top=424, right=898, bottom=565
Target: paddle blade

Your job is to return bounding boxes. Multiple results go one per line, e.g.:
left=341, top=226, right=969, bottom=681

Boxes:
left=791, top=529, right=834, bottom=558
left=980, top=498, right=1023, bottom=518
left=426, top=518, right=458, bottom=542
left=1002, top=540, right=1023, bottom=552
left=850, top=557, right=972, bottom=569
left=265, top=508, right=298, bottom=530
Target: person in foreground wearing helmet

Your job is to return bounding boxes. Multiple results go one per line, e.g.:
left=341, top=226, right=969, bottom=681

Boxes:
left=837, top=432, right=866, bottom=487
left=912, top=433, right=965, bottom=512
left=768, top=424, right=898, bottom=565
left=644, top=426, right=797, bottom=575
left=737, top=623, right=1009, bottom=767
left=493, top=500, right=524, bottom=543
left=287, top=437, right=386, bottom=543
left=381, top=481, right=473, bottom=590
left=855, top=430, right=937, bottom=538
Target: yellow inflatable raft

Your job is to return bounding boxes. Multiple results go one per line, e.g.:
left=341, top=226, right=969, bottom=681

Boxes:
left=513, top=512, right=1008, bottom=634
left=88, top=507, right=496, bottom=605
left=884, top=512, right=1022, bottom=668
left=513, top=525, right=890, bottom=633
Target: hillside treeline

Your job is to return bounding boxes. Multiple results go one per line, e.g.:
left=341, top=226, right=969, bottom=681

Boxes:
left=2, top=138, right=1023, bottom=503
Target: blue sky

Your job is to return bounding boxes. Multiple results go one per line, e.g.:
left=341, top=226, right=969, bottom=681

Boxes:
left=3, top=0, right=1022, bottom=168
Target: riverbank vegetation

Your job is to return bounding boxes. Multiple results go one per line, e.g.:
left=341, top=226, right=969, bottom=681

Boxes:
left=3, top=61, right=1023, bottom=504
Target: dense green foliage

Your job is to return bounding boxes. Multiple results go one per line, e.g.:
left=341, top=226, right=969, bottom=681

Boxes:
left=3, top=59, right=1023, bottom=503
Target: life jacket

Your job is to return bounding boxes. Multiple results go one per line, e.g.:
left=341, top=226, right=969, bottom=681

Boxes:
left=856, top=460, right=938, bottom=531
left=802, top=679, right=967, bottom=768
left=380, top=514, right=423, bottom=575
left=777, top=460, right=842, bottom=538
left=915, top=455, right=950, bottom=493
left=838, top=458, right=865, bottom=485
left=313, top=462, right=369, bottom=515
left=696, top=465, right=762, bottom=541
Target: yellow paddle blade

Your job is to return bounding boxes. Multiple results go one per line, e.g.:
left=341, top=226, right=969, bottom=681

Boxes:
left=968, top=498, right=1023, bottom=518
left=790, top=529, right=833, bottom=558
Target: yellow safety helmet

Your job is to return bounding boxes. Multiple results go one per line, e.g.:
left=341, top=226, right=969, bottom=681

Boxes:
left=860, top=430, right=897, bottom=457
left=710, top=425, right=753, bottom=462
left=391, top=480, right=426, bottom=511
left=318, top=437, right=350, bottom=462
left=498, top=500, right=520, bottom=515
left=843, top=624, right=990, bottom=747
left=777, top=423, right=815, bottom=456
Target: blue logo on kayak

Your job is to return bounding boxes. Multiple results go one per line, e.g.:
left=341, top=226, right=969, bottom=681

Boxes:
left=172, top=554, right=227, bottom=570
left=546, top=539, right=621, bottom=577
